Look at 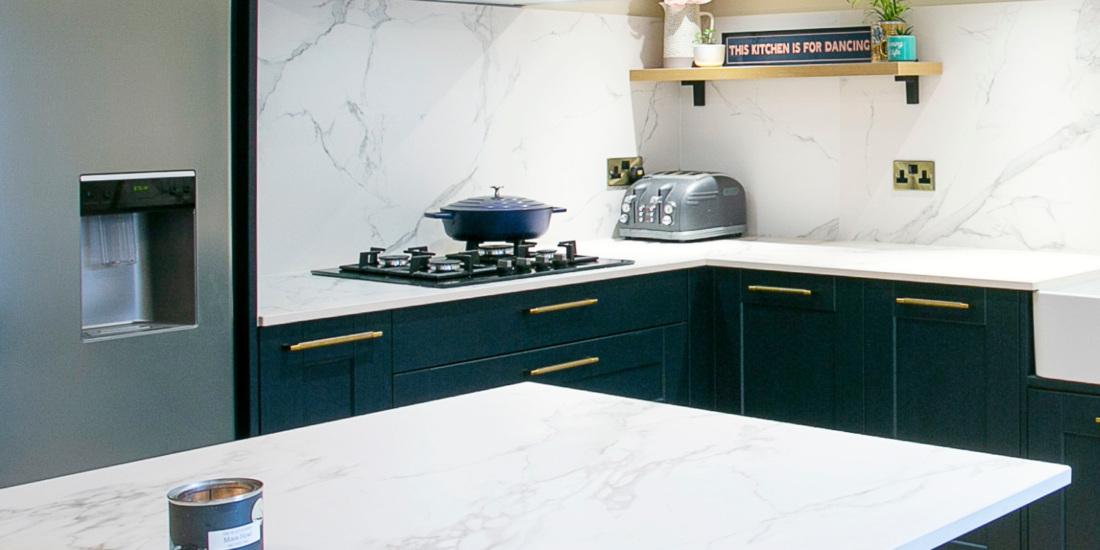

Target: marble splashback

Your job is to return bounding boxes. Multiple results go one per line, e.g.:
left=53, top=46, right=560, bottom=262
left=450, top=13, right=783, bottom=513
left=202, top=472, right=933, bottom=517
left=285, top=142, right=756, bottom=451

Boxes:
left=257, top=0, right=676, bottom=275
left=685, top=0, right=1100, bottom=252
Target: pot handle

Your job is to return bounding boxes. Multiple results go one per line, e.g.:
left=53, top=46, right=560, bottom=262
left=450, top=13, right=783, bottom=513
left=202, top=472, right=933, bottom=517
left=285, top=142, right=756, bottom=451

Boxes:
left=552, top=207, right=567, bottom=214
left=423, top=212, right=453, bottom=219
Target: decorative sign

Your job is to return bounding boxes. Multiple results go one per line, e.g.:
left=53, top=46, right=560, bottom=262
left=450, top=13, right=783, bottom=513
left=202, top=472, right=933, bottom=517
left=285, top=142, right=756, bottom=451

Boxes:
left=722, top=27, right=872, bottom=66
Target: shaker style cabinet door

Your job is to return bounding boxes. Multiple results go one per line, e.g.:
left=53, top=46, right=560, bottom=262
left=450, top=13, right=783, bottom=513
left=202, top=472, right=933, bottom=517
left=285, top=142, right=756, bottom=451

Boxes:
left=258, top=312, right=392, bottom=434
left=713, top=269, right=864, bottom=433
left=864, top=281, right=1026, bottom=550
left=1028, top=389, right=1100, bottom=550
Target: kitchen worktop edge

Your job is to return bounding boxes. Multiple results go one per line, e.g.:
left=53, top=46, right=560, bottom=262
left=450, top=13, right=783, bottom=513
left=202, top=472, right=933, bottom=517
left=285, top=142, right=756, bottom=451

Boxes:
left=258, top=239, right=1100, bottom=326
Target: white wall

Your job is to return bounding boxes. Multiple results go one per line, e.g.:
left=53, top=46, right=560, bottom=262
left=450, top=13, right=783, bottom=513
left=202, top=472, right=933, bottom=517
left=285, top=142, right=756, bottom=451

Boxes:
left=257, top=0, right=677, bottom=275
left=684, top=0, right=1100, bottom=251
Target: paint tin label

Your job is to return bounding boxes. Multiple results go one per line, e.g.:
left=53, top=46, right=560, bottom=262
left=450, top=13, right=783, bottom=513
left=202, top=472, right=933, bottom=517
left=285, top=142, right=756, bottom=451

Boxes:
left=208, top=520, right=262, bottom=550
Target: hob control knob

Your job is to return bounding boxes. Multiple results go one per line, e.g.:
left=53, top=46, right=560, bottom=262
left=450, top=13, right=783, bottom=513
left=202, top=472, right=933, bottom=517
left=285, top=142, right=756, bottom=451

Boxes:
left=661, top=215, right=673, bottom=226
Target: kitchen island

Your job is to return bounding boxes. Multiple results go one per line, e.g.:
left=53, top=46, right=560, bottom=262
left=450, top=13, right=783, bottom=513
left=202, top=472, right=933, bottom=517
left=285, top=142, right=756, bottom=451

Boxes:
left=0, top=383, right=1069, bottom=549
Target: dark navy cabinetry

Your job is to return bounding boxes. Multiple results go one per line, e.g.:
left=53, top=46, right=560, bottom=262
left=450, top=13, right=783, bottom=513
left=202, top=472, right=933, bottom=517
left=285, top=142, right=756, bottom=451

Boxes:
left=712, top=270, right=864, bottom=432
left=258, top=312, right=393, bottom=434
left=1028, top=389, right=1100, bottom=550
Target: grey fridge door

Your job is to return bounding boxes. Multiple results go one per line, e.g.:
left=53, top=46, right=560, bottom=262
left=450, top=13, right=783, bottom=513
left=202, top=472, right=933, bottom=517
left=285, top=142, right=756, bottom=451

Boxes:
left=0, top=0, right=234, bottom=487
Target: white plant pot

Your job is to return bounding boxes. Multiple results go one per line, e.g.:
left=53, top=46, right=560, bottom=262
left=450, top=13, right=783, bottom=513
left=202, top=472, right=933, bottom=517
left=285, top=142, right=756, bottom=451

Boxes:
left=693, top=44, right=725, bottom=67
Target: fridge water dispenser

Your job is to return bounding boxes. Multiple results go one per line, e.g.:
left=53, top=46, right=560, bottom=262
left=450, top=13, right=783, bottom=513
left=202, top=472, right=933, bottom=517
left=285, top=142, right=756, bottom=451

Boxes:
left=80, top=170, right=198, bottom=341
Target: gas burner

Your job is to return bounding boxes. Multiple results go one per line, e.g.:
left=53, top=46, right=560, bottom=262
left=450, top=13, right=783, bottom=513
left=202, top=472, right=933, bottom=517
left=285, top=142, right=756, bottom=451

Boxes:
left=378, top=254, right=410, bottom=268
left=315, top=240, right=633, bottom=288
left=478, top=244, right=512, bottom=257
left=428, top=258, right=463, bottom=273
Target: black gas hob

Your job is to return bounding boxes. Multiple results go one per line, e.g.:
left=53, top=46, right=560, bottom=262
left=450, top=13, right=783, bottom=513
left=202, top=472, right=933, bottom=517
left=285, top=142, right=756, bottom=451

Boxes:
left=312, top=240, right=633, bottom=288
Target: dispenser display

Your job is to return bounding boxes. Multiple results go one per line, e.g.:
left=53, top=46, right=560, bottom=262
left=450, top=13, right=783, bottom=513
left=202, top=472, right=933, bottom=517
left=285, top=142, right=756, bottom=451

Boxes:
left=80, top=170, right=198, bottom=341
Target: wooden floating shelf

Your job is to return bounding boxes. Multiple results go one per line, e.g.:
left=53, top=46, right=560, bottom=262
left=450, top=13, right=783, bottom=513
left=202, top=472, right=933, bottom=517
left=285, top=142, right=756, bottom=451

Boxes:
left=630, top=62, right=943, bottom=106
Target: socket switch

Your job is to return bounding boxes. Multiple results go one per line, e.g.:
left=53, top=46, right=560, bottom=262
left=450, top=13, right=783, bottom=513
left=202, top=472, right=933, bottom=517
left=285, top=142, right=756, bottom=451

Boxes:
left=893, top=160, right=935, bottom=191
left=607, top=157, right=644, bottom=187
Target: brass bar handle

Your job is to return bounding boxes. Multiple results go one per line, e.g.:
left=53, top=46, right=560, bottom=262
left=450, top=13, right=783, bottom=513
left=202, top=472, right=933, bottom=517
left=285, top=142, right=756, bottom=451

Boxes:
left=286, top=331, right=383, bottom=352
left=527, top=298, right=598, bottom=315
left=895, top=298, right=970, bottom=310
left=527, top=357, right=599, bottom=376
left=1095, top=418, right=1099, bottom=424
left=747, top=285, right=812, bottom=296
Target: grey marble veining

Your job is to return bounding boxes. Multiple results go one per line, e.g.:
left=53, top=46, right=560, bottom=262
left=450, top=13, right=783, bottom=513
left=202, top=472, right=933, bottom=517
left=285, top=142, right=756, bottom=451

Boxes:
left=684, top=0, right=1100, bottom=254
left=258, top=0, right=666, bottom=276
left=0, top=384, right=1071, bottom=549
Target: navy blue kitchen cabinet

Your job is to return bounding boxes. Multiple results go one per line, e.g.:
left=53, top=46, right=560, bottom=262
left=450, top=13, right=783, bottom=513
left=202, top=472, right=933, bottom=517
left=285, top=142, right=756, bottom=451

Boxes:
left=865, top=281, right=1028, bottom=550
left=1028, top=389, right=1100, bottom=550
left=393, top=325, right=687, bottom=407
left=712, top=269, right=865, bottom=433
left=390, top=271, right=688, bottom=373
left=391, top=271, right=691, bottom=406
left=258, top=312, right=393, bottom=434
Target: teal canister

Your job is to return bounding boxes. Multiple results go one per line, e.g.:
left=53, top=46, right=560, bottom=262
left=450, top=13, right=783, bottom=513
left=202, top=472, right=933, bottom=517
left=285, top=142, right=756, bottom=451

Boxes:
left=887, top=35, right=916, bottom=61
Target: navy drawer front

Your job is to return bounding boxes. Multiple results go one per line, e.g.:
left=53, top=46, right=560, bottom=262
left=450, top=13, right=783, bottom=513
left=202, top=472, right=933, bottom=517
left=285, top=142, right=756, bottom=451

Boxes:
left=393, top=325, right=686, bottom=407
left=891, top=282, right=986, bottom=326
left=392, top=271, right=688, bottom=373
left=741, top=270, right=836, bottom=313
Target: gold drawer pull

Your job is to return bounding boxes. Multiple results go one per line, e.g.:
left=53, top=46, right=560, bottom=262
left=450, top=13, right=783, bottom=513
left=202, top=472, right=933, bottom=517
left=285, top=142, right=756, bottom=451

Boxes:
left=528, top=298, right=598, bottom=315
left=896, top=298, right=970, bottom=310
left=747, top=285, right=812, bottom=296
left=286, top=331, right=383, bottom=352
left=527, top=357, right=599, bottom=376
left=1095, top=418, right=1099, bottom=424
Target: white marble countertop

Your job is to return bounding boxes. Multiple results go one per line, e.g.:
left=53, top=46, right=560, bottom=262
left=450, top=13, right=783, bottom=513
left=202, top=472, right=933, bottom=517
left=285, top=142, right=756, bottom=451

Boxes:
left=0, top=383, right=1070, bottom=550
left=259, top=238, right=1100, bottom=326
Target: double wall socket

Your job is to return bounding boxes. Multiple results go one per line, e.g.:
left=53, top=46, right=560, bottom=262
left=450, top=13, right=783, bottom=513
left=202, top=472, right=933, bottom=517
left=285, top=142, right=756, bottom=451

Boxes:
left=894, top=160, right=935, bottom=191
left=607, top=157, right=644, bottom=187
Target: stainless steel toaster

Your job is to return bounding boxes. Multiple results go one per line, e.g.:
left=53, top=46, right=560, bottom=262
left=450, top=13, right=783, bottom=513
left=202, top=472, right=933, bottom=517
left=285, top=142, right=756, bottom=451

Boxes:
left=617, top=171, right=747, bottom=242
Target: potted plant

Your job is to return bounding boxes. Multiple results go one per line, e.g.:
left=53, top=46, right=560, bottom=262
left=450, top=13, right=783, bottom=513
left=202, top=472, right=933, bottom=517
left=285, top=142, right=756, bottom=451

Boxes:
left=849, top=0, right=909, bottom=62
left=887, top=26, right=917, bottom=62
left=693, top=28, right=724, bottom=67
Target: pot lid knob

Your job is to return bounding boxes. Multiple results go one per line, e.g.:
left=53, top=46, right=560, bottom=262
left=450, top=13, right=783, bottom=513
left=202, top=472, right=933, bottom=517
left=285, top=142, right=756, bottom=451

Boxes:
left=491, top=186, right=503, bottom=199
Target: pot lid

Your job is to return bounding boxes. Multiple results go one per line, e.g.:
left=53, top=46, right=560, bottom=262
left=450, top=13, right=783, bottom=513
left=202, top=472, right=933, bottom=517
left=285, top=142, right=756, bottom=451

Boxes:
left=442, top=186, right=552, bottom=212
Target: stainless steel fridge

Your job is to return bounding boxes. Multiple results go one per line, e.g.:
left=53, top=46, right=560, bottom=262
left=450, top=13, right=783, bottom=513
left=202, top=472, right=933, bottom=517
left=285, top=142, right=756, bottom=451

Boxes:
left=0, top=0, right=237, bottom=487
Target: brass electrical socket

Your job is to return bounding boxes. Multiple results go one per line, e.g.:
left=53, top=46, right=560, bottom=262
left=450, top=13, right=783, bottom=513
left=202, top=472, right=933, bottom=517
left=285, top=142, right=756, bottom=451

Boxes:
left=607, top=157, right=644, bottom=187
left=893, top=160, right=935, bottom=191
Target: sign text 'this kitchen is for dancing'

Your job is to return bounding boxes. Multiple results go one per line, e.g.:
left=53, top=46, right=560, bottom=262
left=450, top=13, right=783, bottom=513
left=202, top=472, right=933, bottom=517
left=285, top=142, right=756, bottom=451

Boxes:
left=721, top=27, right=873, bottom=66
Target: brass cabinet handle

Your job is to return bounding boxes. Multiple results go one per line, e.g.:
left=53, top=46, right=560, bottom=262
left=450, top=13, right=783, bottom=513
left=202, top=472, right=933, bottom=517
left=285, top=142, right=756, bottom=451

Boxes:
left=895, top=298, right=970, bottom=310
left=747, top=285, right=812, bottom=296
left=527, top=298, right=598, bottom=315
left=1095, top=418, right=1099, bottom=424
left=286, top=331, right=383, bottom=352
left=527, top=357, right=599, bottom=376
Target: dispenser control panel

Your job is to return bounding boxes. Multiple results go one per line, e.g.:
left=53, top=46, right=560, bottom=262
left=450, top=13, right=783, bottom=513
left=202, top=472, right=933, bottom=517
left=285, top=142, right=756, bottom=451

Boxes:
left=80, top=170, right=196, bottom=216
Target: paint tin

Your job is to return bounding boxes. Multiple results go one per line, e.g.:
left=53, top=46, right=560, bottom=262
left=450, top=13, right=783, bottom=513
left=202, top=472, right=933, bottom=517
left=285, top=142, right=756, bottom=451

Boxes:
left=168, top=478, right=264, bottom=550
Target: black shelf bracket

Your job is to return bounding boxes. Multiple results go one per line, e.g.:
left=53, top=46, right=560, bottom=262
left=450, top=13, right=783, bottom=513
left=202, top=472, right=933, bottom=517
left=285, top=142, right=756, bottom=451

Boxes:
left=681, top=81, right=705, bottom=106
left=895, top=75, right=920, bottom=105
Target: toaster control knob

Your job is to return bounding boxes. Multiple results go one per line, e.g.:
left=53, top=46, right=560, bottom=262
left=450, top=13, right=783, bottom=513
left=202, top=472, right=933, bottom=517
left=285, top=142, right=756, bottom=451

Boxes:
left=663, top=203, right=675, bottom=214
left=621, top=203, right=631, bottom=213
left=619, top=214, right=629, bottom=224
left=661, top=215, right=673, bottom=226
left=649, top=196, right=659, bottom=204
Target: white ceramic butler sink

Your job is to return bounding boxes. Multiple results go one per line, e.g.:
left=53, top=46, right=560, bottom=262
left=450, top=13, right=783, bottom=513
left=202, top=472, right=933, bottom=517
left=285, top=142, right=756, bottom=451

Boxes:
left=1035, top=278, right=1100, bottom=385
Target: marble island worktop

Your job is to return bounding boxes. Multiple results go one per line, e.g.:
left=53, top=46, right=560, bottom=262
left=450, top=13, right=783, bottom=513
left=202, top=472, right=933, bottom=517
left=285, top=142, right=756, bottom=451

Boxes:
left=0, top=383, right=1071, bottom=549
left=259, top=238, right=1100, bottom=326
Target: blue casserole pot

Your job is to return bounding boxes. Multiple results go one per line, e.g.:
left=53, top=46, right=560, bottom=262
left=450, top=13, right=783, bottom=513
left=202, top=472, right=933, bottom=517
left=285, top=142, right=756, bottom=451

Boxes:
left=424, top=187, right=567, bottom=243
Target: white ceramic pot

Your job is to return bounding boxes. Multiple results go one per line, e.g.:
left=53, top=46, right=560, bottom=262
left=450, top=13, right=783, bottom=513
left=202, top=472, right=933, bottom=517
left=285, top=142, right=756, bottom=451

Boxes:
left=693, top=44, right=725, bottom=67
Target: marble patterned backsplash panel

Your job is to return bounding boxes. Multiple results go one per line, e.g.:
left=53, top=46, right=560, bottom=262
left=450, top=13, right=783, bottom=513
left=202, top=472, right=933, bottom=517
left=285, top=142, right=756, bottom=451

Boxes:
left=683, top=0, right=1100, bottom=253
left=257, top=0, right=676, bottom=276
